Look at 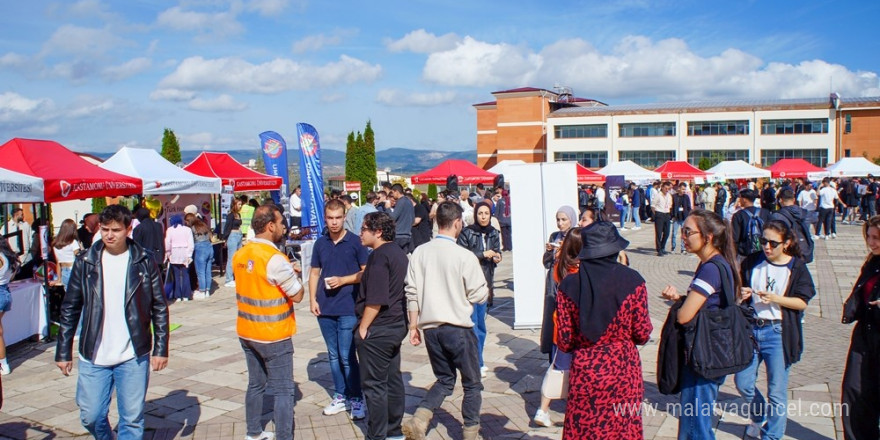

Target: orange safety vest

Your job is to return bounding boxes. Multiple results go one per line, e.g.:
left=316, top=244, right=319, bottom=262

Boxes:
left=233, top=241, right=296, bottom=342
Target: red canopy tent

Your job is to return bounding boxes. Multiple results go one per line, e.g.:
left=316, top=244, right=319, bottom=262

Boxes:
left=184, top=152, right=283, bottom=191
left=766, top=158, right=829, bottom=179
left=410, top=159, right=497, bottom=185
left=654, top=161, right=707, bottom=180
left=576, top=163, right=606, bottom=183
left=0, top=138, right=142, bottom=202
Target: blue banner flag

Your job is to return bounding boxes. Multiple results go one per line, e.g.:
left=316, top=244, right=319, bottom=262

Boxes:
left=259, top=131, right=289, bottom=203
left=296, top=123, right=325, bottom=236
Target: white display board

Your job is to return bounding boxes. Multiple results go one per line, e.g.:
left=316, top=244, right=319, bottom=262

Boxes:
left=507, top=162, right=578, bottom=329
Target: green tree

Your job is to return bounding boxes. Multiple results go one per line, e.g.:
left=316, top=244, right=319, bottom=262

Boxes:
left=160, top=128, right=181, bottom=165
left=428, top=183, right=438, bottom=200
left=362, top=121, right=378, bottom=193
left=345, top=131, right=357, bottom=184
left=698, top=157, right=713, bottom=171
left=92, top=197, right=107, bottom=213
left=254, top=153, right=266, bottom=174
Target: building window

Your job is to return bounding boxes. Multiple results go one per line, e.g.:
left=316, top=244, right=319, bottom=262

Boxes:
left=845, top=114, right=852, bottom=133
left=618, top=122, right=676, bottom=137
left=686, top=150, right=749, bottom=167
left=845, top=149, right=851, bottom=157
left=554, top=124, right=608, bottom=139
left=687, top=120, right=749, bottom=136
left=760, top=118, right=828, bottom=134
left=761, top=149, right=828, bottom=167
left=618, top=150, right=675, bottom=169
left=554, top=151, right=608, bottom=168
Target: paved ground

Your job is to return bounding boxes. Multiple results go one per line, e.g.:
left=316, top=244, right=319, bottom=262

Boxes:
left=0, top=219, right=867, bottom=439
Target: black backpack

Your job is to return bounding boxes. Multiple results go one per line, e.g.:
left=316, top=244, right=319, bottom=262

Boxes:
left=772, top=209, right=814, bottom=264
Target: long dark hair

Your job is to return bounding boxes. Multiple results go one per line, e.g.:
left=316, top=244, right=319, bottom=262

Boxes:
left=52, top=219, right=78, bottom=249
left=687, top=209, right=741, bottom=296
left=555, top=227, right=583, bottom=282
left=0, top=239, right=21, bottom=277
left=763, top=219, right=801, bottom=258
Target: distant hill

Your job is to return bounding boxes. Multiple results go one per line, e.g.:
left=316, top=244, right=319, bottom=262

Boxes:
left=86, top=147, right=475, bottom=174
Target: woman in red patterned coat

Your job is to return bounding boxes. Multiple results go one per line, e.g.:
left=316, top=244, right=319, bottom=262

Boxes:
left=556, top=221, right=653, bottom=439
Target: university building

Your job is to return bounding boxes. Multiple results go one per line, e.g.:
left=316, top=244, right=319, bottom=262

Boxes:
left=474, top=88, right=880, bottom=170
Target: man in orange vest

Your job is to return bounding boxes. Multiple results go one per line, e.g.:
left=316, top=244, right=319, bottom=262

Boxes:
left=233, top=204, right=304, bottom=440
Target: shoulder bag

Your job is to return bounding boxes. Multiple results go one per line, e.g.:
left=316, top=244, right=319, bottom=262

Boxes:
left=683, top=259, right=755, bottom=379
left=540, top=350, right=570, bottom=400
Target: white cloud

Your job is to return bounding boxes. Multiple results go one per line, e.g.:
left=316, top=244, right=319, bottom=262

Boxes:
left=188, top=94, right=248, bottom=112
left=156, top=6, right=244, bottom=39
left=245, top=0, right=291, bottom=16
left=150, top=88, right=196, bottom=101
left=40, top=25, right=132, bottom=57
left=419, top=35, right=880, bottom=100
left=67, top=98, right=115, bottom=118
left=293, top=34, right=343, bottom=54
left=0, top=53, right=29, bottom=69
left=423, top=36, right=540, bottom=87
left=0, top=92, right=55, bottom=124
left=321, top=93, right=346, bottom=103
left=387, top=29, right=461, bottom=53
left=102, top=57, right=152, bottom=81
left=154, top=55, right=382, bottom=95
left=376, top=89, right=457, bottom=107
left=67, top=0, right=117, bottom=22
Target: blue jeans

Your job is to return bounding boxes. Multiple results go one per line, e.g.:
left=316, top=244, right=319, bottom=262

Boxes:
left=734, top=323, right=789, bottom=440
left=61, top=266, right=72, bottom=289
left=632, top=204, right=642, bottom=227
left=193, top=241, right=213, bottom=291
left=225, top=231, right=242, bottom=282
left=240, top=338, right=294, bottom=440
left=76, top=354, right=150, bottom=440
left=671, top=219, right=685, bottom=251
left=678, top=365, right=725, bottom=440
left=471, top=303, right=487, bottom=367
left=619, top=205, right=631, bottom=228
left=317, top=315, right=362, bottom=399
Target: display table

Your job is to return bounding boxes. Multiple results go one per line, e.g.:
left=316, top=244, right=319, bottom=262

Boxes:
left=2, top=280, right=48, bottom=345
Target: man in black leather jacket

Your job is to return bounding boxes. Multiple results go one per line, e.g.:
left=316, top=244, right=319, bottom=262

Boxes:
left=55, top=205, right=169, bottom=440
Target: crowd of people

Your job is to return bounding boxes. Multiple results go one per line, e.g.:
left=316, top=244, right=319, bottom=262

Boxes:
left=0, top=172, right=871, bottom=440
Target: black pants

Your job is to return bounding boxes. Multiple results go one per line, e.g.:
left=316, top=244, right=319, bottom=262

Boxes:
left=818, top=207, right=835, bottom=236
left=843, top=321, right=880, bottom=440
left=355, top=323, right=408, bottom=440
left=654, top=212, right=671, bottom=253
left=421, top=325, right=483, bottom=427
left=500, top=225, right=512, bottom=251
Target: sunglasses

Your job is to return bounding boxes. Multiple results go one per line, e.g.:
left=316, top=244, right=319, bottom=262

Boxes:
left=758, top=237, right=783, bottom=248
left=680, top=228, right=700, bottom=238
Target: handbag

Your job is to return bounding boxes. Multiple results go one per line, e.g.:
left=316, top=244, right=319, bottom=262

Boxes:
left=163, top=263, right=175, bottom=300
left=540, top=350, right=570, bottom=400
left=683, top=259, right=755, bottom=379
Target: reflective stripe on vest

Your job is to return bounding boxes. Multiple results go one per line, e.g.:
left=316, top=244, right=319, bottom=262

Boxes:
left=233, top=241, right=296, bottom=341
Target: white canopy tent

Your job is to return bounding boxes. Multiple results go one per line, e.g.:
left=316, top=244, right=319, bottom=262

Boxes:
left=487, top=160, right=526, bottom=177
left=826, top=157, right=880, bottom=178
left=597, top=160, right=660, bottom=181
left=706, top=160, right=770, bottom=180
left=100, top=147, right=222, bottom=194
left=0, top=167, right=45, bottom=203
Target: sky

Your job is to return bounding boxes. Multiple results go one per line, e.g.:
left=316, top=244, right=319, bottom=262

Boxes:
left=1, top=0, right=879, bottom=155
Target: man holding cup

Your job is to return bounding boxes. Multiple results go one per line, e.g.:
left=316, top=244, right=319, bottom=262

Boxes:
left=308, top=199, right=369, bottom=420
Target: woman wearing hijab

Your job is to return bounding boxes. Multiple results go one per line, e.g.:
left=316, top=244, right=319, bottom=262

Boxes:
left=458, top=201, right=502, bottom=377
left=556, top=222, right=653, bottom=439
left=540, top=206, right=577, bottom=361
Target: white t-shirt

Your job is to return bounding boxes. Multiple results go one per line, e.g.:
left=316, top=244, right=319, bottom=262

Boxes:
left=798, top=189, right=818, bottom=212
left=818, top=186, right=838, bottom=209
left=289, top=193, right=302, bottom=218
left=91, top=249, right=136, bottom=366
left=0, top=254, right=11, bottom=285
left=750, top=257, right=792, bottom=320
left=53, top=241, right=81, bottom=264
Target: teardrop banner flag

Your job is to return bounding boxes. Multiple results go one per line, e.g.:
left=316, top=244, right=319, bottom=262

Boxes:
left=296, top=123, right=325, bottom=237
left=259, top=131, right=290, bottom=203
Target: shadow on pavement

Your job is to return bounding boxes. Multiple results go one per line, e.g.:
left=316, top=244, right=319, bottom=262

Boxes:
left=0, top=422, right=56, bottom=439
left=146, top=389, right=200, bottom=436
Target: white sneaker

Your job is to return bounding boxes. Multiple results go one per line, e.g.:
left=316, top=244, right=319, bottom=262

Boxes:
left=193, top=291, right=207, bottom=300
left=0, top=363, right=10, bottom=375
left=832, top=233, right=837, bottom=239
left=245, top=432, right=275, bottom=440
left=350, top=399, right=366, bottom=420
left=812, top=235, right=819, bottom=240
left=224, top=280, right=236, bottom=288
left=619, top=227, right=628, bottom=231
left=632, top=226, right=641, bottom=230
left=533, top=409, right=552, bottom=427
left=480, top=366, right=488, bottom=378
left=386, top=436, right=405, bottom=440
left=745, top=421, right=762, bottom=438
left=323, top=395, right=347, bottom=416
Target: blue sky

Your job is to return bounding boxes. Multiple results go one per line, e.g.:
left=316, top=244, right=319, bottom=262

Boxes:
left=1, top=0, right=878, bottom=155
